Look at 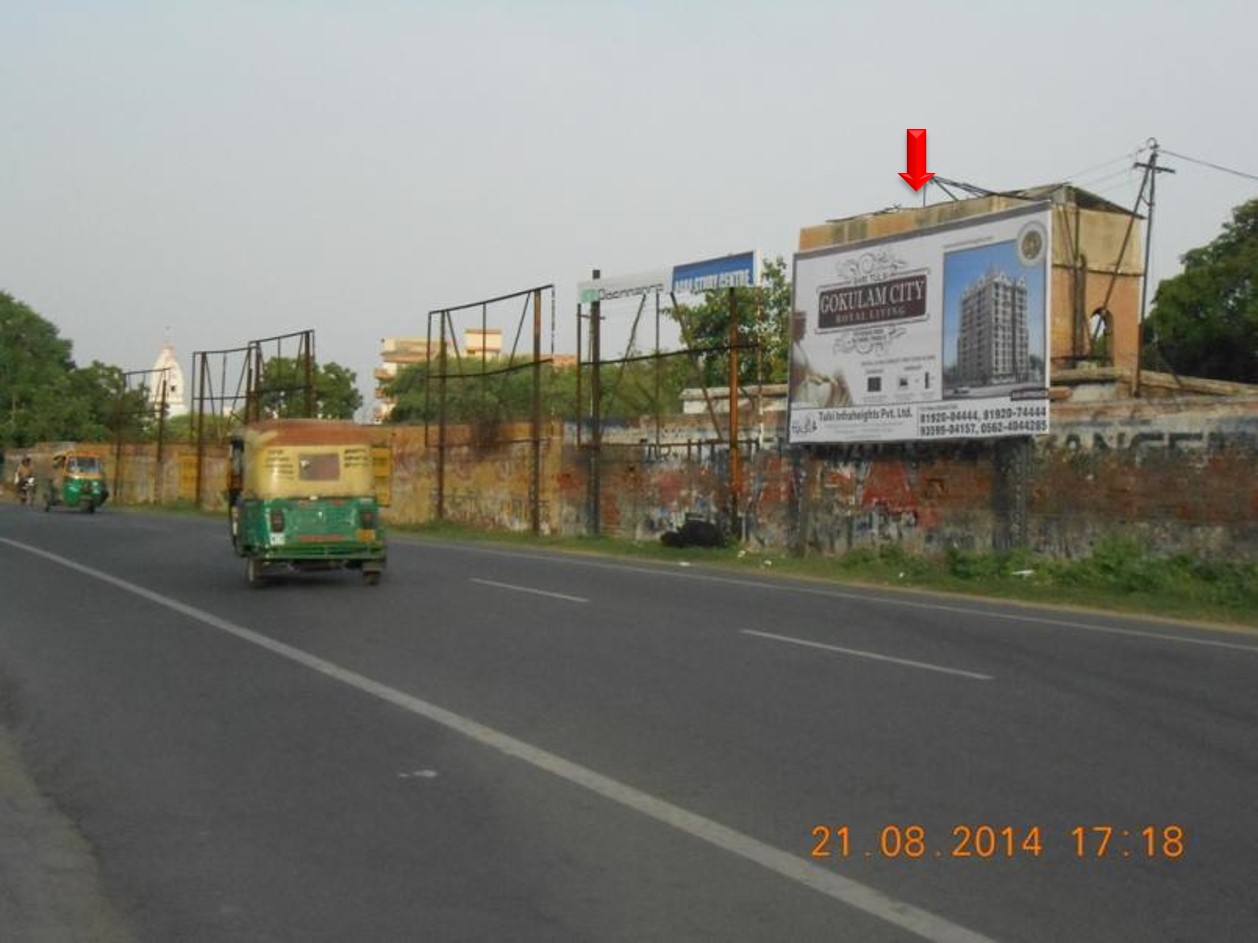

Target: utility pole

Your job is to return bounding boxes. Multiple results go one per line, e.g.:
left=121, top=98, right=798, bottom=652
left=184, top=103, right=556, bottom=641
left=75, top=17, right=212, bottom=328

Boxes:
left=1133, top=139, right=1175, bottom=396
left=589, top=269, right=602, bottom=537
left=727, top=287, right=740, bottom=534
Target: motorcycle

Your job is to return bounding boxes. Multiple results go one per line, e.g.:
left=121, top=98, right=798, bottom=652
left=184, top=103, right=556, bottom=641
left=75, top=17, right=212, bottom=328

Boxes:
left=17, top=475, right=36, bottom=505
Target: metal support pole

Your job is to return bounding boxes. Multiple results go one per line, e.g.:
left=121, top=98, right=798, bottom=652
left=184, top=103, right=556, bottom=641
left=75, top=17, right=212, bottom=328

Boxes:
left=1134, top=142, right=1174, bottom=397
left=589, top=269, right=601, bottom=537
left=156, top=371, right=168, bottom=502
left=531, top=289, right=542, bottom=535
left=437, top=312, right=448, bottom=521
left=194, top=355, right=207, bottom=508
left=112, top=377, right=125, bottom=502
left=304, top=330, right=316, bottom=418
left=575, top=303, right=583, bottom=448
left=654, top=291, right=661, bottom=452
left=727, top=286, right=740, bottom=531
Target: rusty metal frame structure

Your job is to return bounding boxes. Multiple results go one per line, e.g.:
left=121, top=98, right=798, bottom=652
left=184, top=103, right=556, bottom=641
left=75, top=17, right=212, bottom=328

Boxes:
left=244, top=330, right=317, bottom=422
left=575, top=277, right=760, bottom=536
left=423, top=285, right=555, bottom=534
left=108, top=367, right=172, bottom=501
left=190, top=329, right=316, bottom=507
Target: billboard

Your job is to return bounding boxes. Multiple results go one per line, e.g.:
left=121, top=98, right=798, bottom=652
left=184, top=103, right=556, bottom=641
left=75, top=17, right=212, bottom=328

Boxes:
left=577, top=252, right=757, bottom=304
left=671, top=251, right=757, bottom=295
left=788, top=204, right=1051, bottom=444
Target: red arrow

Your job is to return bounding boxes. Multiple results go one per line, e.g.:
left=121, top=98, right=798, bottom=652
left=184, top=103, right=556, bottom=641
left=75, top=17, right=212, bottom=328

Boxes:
left=898, top=128, right=935, bottom=191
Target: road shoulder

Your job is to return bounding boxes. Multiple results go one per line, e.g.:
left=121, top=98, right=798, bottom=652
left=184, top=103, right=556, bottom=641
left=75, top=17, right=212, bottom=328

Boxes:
left=0, top=722, right=132, bottom=943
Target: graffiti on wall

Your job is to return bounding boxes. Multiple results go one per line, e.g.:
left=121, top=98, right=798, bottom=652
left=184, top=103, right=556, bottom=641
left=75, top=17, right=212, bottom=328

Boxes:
left=1046, top=423, right=1254, bottom=453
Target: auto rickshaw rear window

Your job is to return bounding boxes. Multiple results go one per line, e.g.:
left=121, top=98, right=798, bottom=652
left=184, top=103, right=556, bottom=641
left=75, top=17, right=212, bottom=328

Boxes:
left=298, top=453, right=340, bottom=481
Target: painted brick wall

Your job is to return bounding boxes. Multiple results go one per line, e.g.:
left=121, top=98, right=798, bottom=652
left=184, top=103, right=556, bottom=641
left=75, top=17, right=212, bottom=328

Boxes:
left=562, top=398, right=1258, bottom=558
left=25, top=396, right=1256, bottom=560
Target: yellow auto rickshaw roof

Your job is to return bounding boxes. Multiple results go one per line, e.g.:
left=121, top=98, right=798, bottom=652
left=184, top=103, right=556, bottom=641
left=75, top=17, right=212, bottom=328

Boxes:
left=237, top=419, right=376, bottom=450
left=52, top=446, right=106, bottom=460
left=236, top=420, right=377, bottom=499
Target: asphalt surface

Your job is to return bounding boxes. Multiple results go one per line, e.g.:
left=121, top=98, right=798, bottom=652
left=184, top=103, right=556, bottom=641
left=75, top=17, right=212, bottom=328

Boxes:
left=1, top=501, right=1256, bottom=942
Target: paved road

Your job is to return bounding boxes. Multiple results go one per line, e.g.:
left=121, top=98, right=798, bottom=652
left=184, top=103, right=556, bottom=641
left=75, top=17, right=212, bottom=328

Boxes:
left=1, top=502, right=1256, bottom=941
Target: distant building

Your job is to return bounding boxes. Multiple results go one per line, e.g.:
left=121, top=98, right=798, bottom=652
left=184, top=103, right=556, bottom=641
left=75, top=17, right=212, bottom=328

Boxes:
left=149, top=343, right=188, bottom=417
left=373, top=338, right=442, bottom=422
left=373, top=330, right=502, bottom=423
left=956, top=268, right=1030, bottom=387
left=373, top=332, right=573, bottom=422
left=464, top=328, right=502, bottom=359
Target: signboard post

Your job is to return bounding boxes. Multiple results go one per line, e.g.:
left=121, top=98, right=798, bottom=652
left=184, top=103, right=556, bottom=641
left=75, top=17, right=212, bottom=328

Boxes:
left=576, top=252, right=758, bottom=536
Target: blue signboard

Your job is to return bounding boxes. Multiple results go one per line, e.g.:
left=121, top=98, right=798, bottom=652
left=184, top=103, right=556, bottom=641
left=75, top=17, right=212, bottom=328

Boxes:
left=671, top=251, right=757, bottom=295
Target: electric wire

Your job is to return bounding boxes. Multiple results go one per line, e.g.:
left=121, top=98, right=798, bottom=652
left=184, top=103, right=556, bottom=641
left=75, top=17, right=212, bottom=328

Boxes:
left=1062, top=146, right=1148, bottom=184
left=1160, top=148, right=1258, bottom=183
left=1074, top=165, right=1141, bottom=190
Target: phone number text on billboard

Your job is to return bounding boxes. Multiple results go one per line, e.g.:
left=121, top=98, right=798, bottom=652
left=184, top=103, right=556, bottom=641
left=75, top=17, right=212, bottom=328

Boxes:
left=918, top=402, right=1048, bottom=439
left=790, top=401, right=1048, bottom=443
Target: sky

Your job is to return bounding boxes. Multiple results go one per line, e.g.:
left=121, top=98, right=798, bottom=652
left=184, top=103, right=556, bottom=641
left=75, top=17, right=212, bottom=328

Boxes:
left=3, top=0, right=1256, bottom=419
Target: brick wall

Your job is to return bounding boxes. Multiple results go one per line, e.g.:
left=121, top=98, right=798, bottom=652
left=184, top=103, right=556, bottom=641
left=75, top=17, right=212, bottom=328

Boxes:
left=22, top=395, right=1256, bottom=559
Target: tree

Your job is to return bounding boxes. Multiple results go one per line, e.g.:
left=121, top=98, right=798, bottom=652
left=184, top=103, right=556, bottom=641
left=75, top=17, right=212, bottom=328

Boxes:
left=668, top=256, right=793, bottom=387
left=1145, top=198, right=1258, bottom=383
left=386, top=360, right=576, bottom=424
left=0, top=292, right=152, bottom=446
left=254, top=356, right=364, bottom=419
left=0, top=291, right=75, bottom=446
left=383, top=355, right=697, bottom=425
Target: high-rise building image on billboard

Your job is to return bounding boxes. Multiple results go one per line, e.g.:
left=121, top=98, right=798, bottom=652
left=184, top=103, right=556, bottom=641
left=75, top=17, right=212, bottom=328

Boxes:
left=956, top=268, right=1029, bottom=387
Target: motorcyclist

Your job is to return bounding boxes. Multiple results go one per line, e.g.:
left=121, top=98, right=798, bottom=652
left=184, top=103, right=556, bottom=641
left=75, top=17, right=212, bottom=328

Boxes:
left=14, top=455, right=35, bottom=502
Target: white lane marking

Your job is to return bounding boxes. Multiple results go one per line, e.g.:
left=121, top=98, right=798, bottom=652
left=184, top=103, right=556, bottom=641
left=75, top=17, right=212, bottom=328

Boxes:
left=405, top=541, right=1258, bottom=653
left=742, top=630, right=994, bottom=681
left=469, top=578, right=588, bottom=603
left=397, top=769, right=439, bottom=780
left=0, top=537, right=996, bottom=943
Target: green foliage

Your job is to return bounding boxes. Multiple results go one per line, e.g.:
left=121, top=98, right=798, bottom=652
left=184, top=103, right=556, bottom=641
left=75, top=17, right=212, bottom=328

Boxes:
left=595, top=355, right=695, bottom=422
left=945, top=546, right=1036, bottom=580
left=384, top=357, right=693, bottom=425
left=386, top=360, right=560, bottom=424
left=1, top=291, right=75, bottom=445
left=1145, top=198, right=1258, bottom=382
left=669, top=256, right=792, bottom=387
left=0, top=291, right=155, bottom=445
left=1052, top=537, right=1159, bottom=592
left=255, top=356, right=363, bottom=419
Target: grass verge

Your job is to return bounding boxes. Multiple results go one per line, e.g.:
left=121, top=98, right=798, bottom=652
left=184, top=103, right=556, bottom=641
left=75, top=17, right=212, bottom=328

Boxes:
left=395, top=522, right=1258, bottom=629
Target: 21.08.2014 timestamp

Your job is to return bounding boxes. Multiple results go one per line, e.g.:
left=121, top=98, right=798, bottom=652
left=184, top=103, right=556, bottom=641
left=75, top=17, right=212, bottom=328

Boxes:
left=809, top=824, right=1186, bottom=861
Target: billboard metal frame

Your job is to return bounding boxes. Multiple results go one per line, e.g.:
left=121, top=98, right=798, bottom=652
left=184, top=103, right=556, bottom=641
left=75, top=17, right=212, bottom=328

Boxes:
left=423, top=285, right=556, bottom=534
left=576, top=252, right=759, bottom=535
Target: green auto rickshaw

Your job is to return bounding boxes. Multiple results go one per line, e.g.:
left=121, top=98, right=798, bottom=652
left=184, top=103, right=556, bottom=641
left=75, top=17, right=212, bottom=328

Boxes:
left=45, top=450, right=110, bottom=513
left=228, top=419, right=386, bottom=586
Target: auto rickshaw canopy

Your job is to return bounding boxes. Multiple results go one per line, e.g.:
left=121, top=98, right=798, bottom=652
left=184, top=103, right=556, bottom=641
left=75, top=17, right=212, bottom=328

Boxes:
left=52, top=450, right=105, bottom=476
left=234, top=419, right=376, bottom=500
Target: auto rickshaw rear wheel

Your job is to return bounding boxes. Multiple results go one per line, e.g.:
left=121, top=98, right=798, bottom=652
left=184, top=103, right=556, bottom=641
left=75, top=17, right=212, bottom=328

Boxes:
left=247, top=557, right=266, bottom=587
left=363, top=570, right=382, bottom=586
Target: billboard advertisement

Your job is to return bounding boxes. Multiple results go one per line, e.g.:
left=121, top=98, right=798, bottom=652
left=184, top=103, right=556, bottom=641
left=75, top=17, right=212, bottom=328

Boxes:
left=671, top=252, right=757, bottom=294
left=577, top=252, right=757, bottom=304
left=788, top=204, right=1051, bottom=444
